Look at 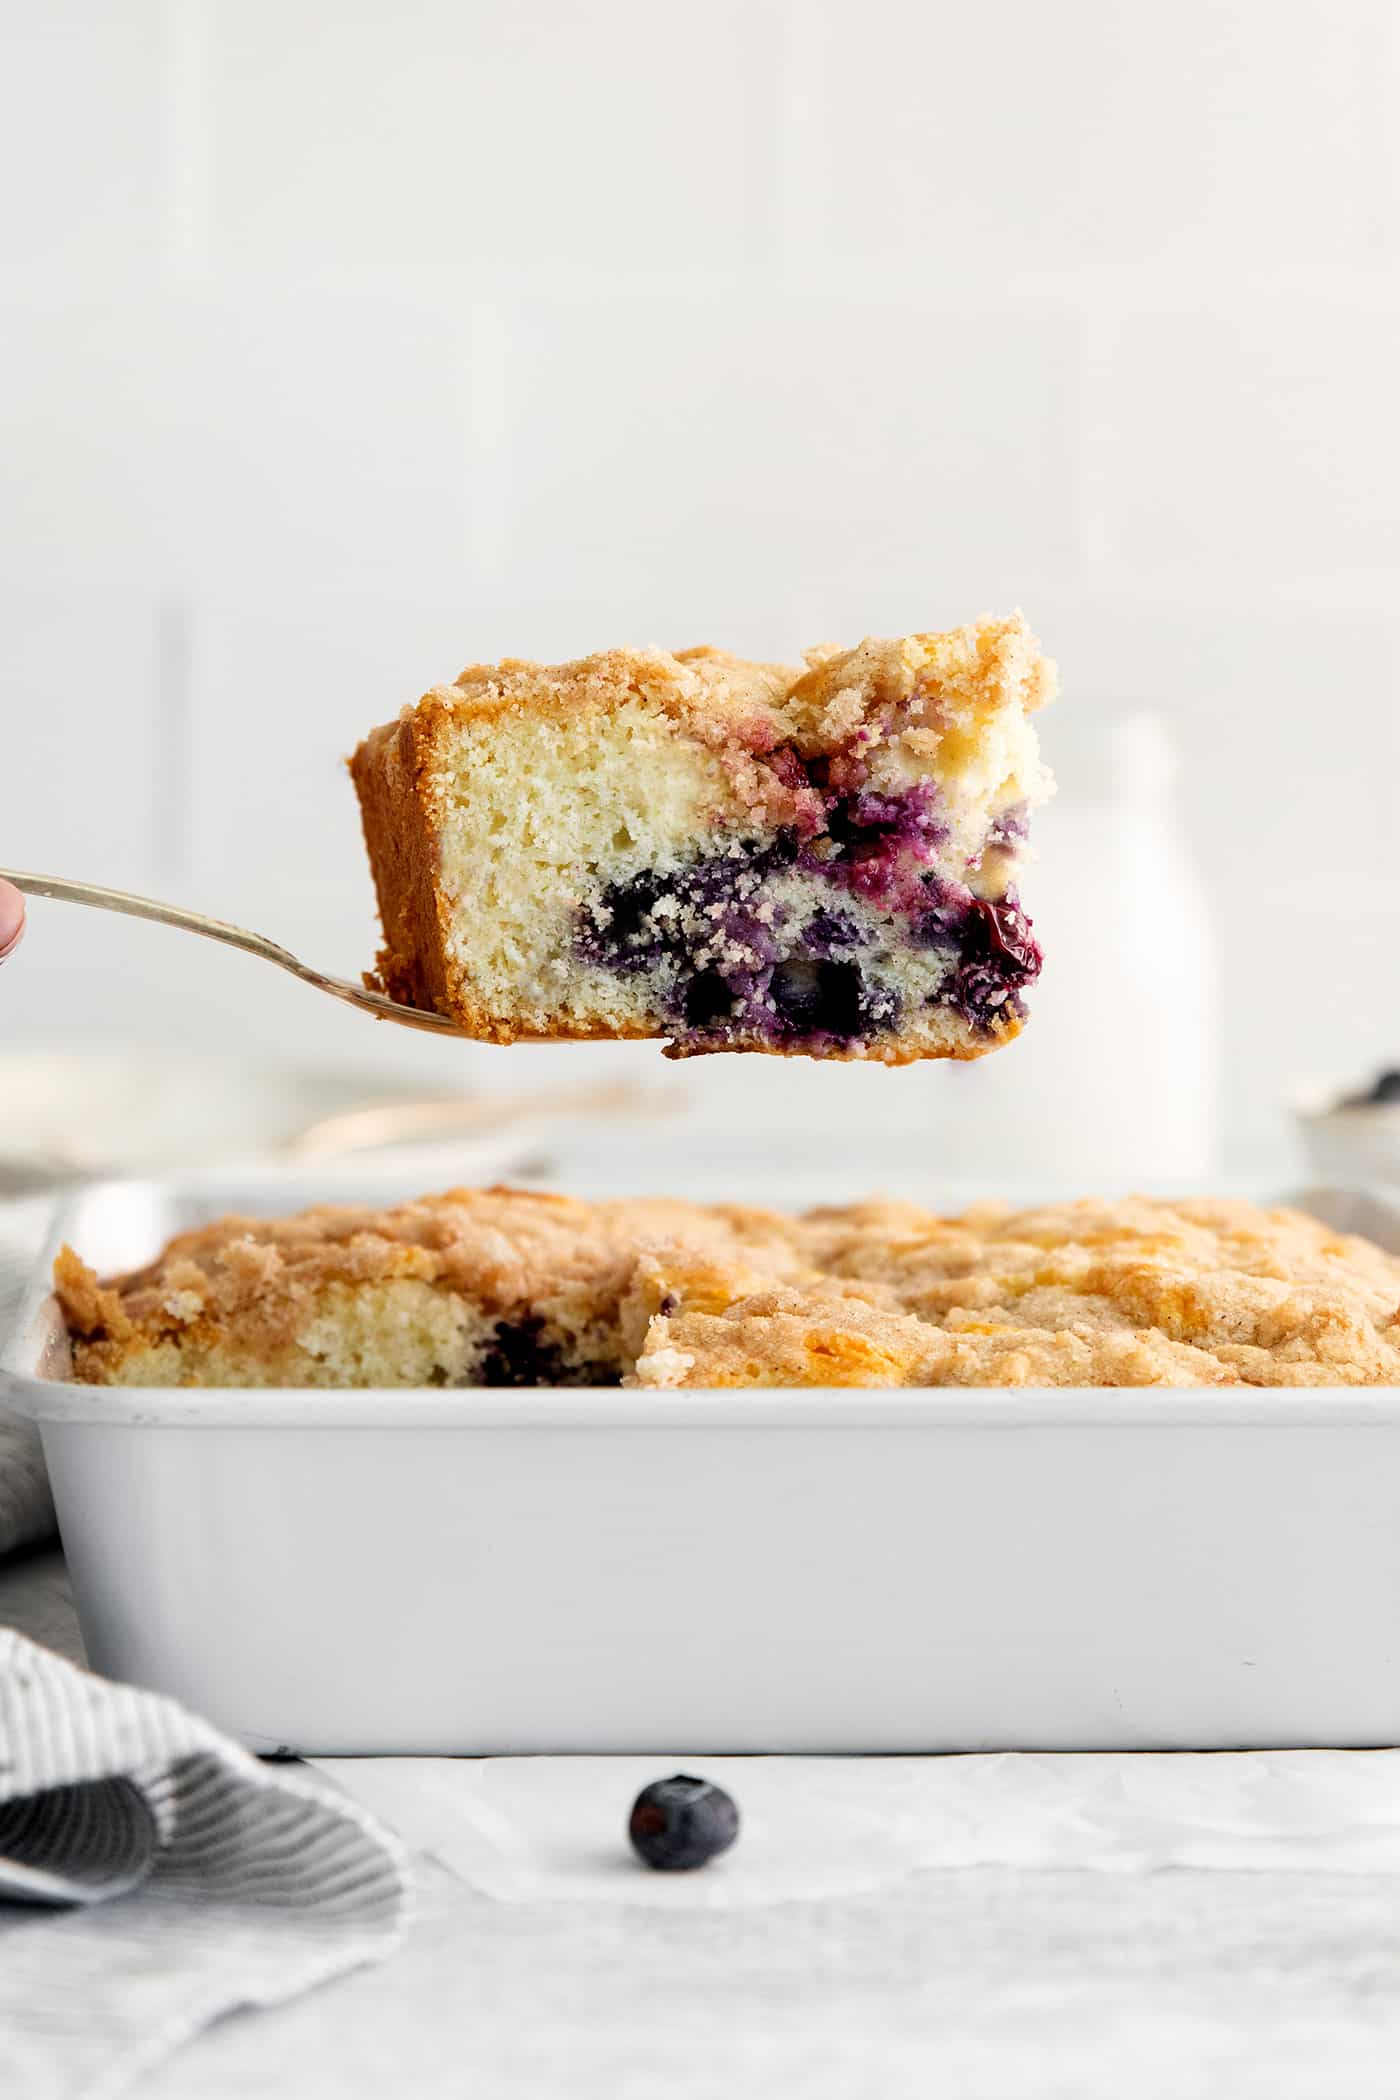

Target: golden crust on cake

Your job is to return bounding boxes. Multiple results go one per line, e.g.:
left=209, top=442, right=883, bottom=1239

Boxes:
left=55, top=1189, right=1400, bottom=1391
left=53, top=1188, right=799, bottom=1389
left=349, top=616, right=1055, bottom=1064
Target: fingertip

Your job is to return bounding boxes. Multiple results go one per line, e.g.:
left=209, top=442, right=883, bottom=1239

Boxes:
left=0, top=879, right=26, bottom=962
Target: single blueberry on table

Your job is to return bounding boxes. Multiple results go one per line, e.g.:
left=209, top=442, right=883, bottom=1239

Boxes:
left=628, top=1774, right=740, bottom=1872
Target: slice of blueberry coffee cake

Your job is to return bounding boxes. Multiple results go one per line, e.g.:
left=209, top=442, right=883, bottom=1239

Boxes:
left=350, top=615, right=1055, bottom=1063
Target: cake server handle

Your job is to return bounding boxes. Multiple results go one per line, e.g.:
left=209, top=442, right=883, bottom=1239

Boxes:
left=0, top=867, right=467, bottom=1039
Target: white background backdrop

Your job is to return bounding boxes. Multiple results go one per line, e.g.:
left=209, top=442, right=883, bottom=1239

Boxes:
left=3, top=0, right=1399, bottom=1175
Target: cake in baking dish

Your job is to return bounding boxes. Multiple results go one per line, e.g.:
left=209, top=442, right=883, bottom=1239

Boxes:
left=55, top=1189, right=1400, bottom=1391
left=349, top=615, right=1055, bottom=1063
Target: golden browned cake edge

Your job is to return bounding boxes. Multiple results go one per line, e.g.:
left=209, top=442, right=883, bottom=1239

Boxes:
left=349, top=708, right=453, bottom=1014
left=350, top=693, right=669, bottom=1039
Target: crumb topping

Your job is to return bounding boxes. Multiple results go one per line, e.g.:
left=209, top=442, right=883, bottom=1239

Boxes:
left=56, top=1189, right=1400, bottom=1391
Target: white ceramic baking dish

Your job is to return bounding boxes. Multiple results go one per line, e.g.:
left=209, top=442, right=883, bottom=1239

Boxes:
left=6, top=1177, right=1400, bottom=1756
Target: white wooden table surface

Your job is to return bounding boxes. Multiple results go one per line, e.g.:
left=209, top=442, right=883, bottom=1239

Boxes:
left=6, top=1548, right=1400, bottom=2100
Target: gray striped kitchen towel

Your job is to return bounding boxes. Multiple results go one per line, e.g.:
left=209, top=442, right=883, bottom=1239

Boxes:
left=0, top=1631, right=409, bottom=2100
left=0, top=1195, right=58, bottom=1556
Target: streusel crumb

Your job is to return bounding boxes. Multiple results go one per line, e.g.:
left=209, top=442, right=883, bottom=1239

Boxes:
left=55, top=1190, right=1400, bottom=1391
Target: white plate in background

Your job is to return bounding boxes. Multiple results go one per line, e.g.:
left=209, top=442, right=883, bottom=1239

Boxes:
left=0, top=1049, right=608, bottom=1195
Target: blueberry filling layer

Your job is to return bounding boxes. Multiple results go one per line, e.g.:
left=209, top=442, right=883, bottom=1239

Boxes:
left=579, top=845, right=899, bottom=1047
left=576, top=773, right=1040, bottom=1046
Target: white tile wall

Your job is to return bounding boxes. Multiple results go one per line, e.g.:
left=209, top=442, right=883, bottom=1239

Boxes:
left=3, top=297, right=192, bottom=594
left=176, top=290, right=475, bottom=607
left=0, top=585, right=160, bottom=882
left=0, top=4, right=168, bottom=299
left=1099, top=300, right=1400, bottom=586
left=3, top=0, right=1399, bottom=1177
left=207, top=2, right=771, bottom=288
left=497, top=291, right=1084, bottom=643
left=779, top=0, right=1385, bottom=281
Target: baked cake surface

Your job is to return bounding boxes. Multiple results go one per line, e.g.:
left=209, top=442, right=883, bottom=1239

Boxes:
left=55, top=1189, right=1400, bottom=1391
left=350, top=615, right=1055, bottom=1063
